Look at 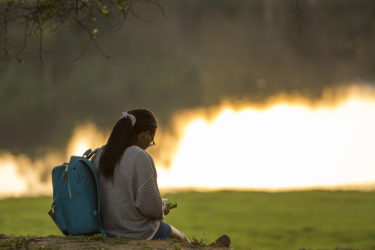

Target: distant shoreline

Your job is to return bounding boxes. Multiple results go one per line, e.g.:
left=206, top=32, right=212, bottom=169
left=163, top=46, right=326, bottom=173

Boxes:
left=1, top=183, right=375, bottom=200
left=159, top=182, right=375, bottom=193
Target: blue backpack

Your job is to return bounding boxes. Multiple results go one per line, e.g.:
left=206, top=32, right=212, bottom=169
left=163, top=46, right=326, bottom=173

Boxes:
left=48, top=148, right=107, bottom=236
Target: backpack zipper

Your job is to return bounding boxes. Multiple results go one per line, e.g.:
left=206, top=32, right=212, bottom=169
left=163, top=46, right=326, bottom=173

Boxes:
left=65, top=165, right=72, bottom=199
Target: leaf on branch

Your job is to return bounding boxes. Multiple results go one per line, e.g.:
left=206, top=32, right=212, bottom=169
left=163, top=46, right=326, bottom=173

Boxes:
left=101, top=5, right=109, bottom=15
left=92, top=28, right=98, bottom=36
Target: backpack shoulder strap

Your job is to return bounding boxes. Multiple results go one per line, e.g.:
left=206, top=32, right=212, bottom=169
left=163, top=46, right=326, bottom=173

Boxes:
left=83, top=147, right=101, bottom=160
left=79, top=157, right=108, bottom=236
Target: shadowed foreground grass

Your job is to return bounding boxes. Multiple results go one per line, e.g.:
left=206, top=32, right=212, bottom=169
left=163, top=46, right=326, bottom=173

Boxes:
left=0, top=190, right=375, bottom=249
left=0, top=234, right=227, bottom=249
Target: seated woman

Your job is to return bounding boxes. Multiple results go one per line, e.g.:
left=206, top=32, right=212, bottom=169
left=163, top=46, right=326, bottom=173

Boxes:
left=92, top=108, right=189, bottom=242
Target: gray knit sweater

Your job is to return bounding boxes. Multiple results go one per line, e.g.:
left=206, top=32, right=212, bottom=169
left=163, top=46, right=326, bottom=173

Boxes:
left=92, top=146, right=164, bottom=239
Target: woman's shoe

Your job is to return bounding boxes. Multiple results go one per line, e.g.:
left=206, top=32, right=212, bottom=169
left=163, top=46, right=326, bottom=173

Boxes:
left=214, top=234, right=231, bottom=247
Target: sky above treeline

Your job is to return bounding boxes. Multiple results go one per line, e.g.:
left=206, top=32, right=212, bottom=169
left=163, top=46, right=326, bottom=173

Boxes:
left=1, top=0, right=375, bottom=157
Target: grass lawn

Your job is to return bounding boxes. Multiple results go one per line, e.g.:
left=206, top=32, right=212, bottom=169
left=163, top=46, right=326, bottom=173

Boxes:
left=0, top=190, right=375, bottom=250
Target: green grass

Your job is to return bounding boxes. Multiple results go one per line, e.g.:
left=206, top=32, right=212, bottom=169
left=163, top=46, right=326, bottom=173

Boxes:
left=1, top=191, right=375, bottom=250
left=0, top=196, right=61, bottom=236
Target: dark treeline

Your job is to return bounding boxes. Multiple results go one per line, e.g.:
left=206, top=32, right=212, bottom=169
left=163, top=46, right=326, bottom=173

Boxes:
left=1, top=0, right=375, bottom=157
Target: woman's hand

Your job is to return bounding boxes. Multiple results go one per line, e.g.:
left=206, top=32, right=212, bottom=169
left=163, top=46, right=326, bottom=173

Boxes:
left=162, top=199, right=170, bottom=216
left=163, top=205, right=170, bottom=216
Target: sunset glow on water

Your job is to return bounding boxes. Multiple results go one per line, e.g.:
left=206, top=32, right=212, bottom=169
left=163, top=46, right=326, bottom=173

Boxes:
left=158, top=85, right=375, bottom=190
left=158, top=99, right=375, bottom=190
left=1, top=85, right=375, bottom=197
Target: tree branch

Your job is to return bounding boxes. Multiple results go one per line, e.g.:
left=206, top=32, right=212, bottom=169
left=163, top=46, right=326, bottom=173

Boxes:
left=0, top=0, right=166, bottom=63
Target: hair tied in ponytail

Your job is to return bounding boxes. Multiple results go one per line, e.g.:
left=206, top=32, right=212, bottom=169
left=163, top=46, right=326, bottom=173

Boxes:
left=121, top=112, right=136, bottom=126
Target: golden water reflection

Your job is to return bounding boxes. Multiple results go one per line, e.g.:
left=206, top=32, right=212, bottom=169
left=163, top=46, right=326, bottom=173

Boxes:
left=1, top=85, right=375, bottom=197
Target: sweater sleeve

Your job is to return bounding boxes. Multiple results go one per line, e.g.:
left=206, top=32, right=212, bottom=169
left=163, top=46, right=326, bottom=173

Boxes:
left=134, top=151, right=164, bottom=220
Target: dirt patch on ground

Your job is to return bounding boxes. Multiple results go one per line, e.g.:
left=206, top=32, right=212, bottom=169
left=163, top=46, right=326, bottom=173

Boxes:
left=0, top=234, right=232, bottom=249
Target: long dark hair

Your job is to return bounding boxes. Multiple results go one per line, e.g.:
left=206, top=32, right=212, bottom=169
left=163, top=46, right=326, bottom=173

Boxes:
left=99, top=108, right=157, bottom=180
